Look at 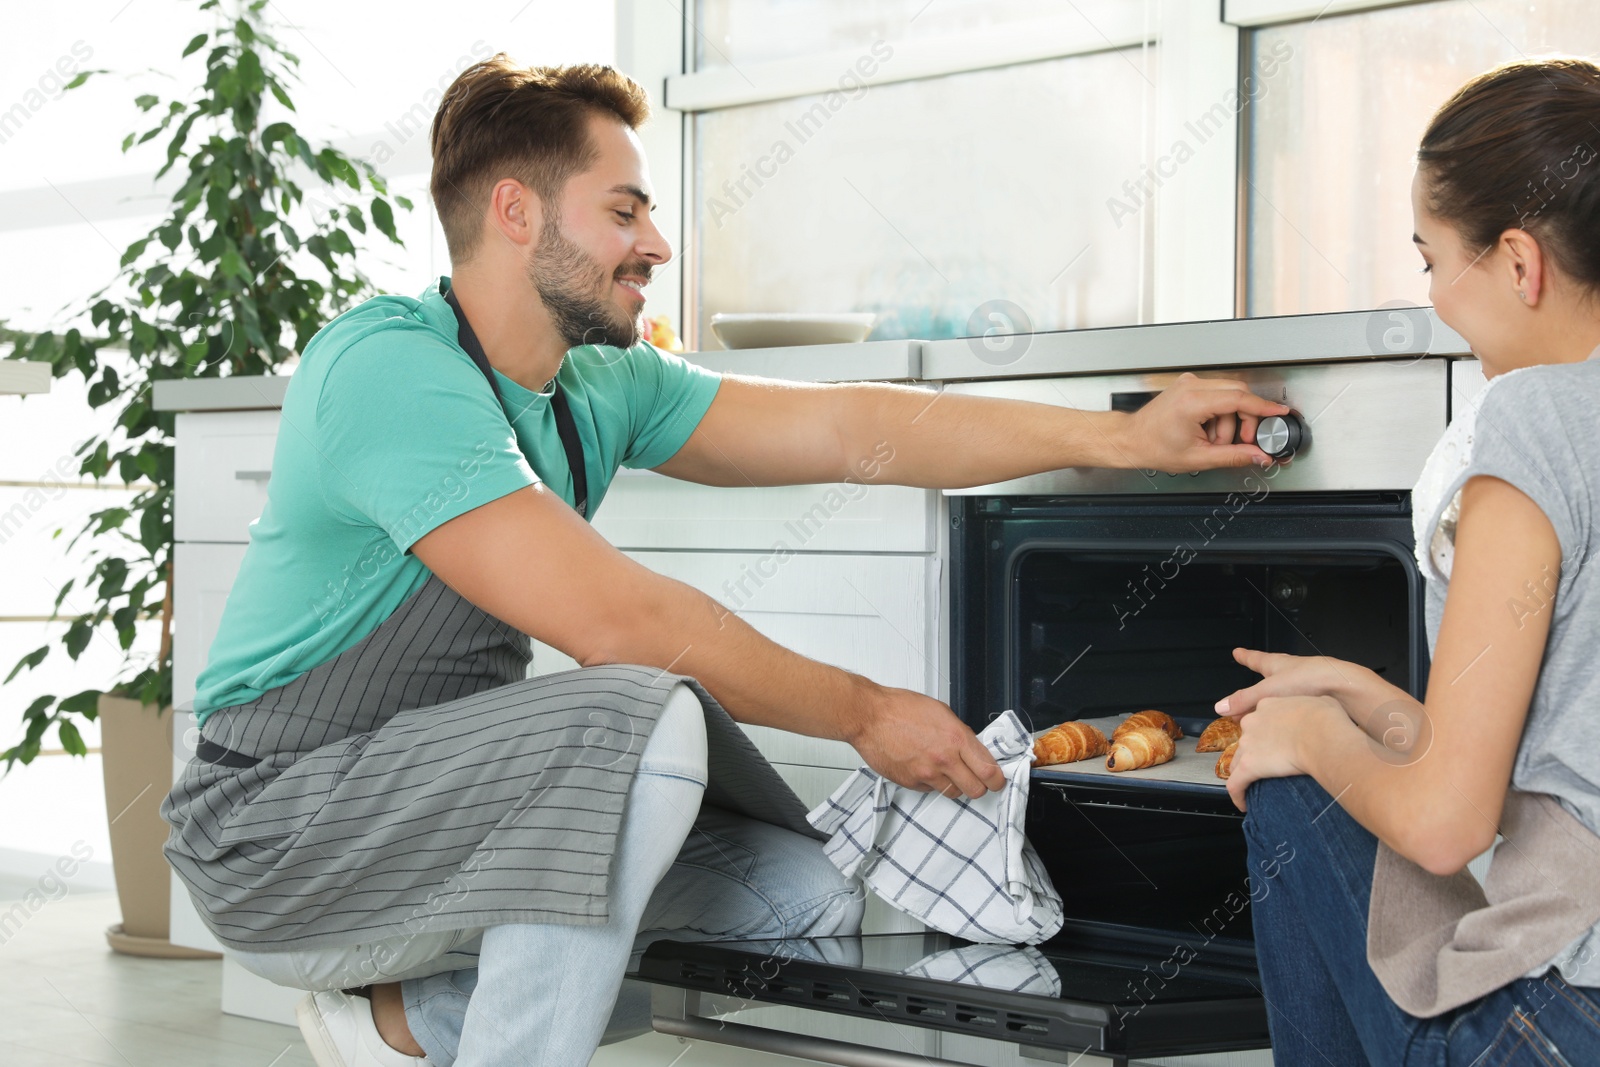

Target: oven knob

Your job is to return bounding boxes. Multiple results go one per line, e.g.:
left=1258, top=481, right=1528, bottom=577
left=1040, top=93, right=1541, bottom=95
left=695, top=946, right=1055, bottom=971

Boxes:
left=1256, top=413, right=1308, bottom=460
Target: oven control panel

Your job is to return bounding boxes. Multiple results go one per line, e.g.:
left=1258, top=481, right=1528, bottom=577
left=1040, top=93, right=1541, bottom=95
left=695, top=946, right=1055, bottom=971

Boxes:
left=943, top=360, right=1450, bottom=496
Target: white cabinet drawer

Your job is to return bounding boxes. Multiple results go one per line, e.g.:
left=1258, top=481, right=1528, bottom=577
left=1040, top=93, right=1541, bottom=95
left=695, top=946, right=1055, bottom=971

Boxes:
left=593, top=472, right=935, bottom=553
left=171, top=541, right=249, bottom=713
left=174, top=410, right=281, bottom=542
left=533, top=550, right=939, bottom=770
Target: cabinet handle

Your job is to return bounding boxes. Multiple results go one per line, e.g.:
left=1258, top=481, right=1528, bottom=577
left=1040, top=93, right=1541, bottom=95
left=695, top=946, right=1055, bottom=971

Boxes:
left=234, top=470, right=272, bottom=482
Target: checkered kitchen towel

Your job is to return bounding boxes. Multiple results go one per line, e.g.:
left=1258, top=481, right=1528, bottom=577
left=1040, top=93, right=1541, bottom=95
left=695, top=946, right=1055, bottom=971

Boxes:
left=807, top=709, right=1064, bottom=945
left=902, top=943, right=1062, bottom=996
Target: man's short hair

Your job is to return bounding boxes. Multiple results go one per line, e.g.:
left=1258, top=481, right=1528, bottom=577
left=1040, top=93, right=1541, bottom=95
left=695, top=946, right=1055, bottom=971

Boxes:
left=429, top=56, right=650, bottom=262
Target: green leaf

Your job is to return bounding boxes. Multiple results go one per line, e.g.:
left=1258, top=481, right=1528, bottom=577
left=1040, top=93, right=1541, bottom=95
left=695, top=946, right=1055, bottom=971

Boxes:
left=370, top=197, right=397, bottom=242
left=57, top=720, right=87, bottom=757
left=5, top=646, right=49, bottom=684
left=135, top=93, right=160, bottom=111
left=120, top=237, right=150, bottom=269
left=262, top=120, right=294, bottom=148
left=219, top=248, right=247, bottom=280
left=64, top=71, right=96, bottom=91
left=64, top=621, right=94, bottom=660
left=59, top=690, right=102, bottom=716
left=52, top=578, right=77, bottom=613
left=181, top=33, right=209, bottom=58
left=269, top=79, right=294, bottom=111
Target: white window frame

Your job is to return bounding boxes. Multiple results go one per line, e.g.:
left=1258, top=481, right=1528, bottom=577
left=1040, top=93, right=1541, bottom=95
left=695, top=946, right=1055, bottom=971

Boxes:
left=617, top=0, right=1431, bottom=338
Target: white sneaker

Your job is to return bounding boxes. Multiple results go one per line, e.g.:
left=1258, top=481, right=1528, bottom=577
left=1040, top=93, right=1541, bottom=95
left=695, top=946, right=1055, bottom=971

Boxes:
left=295, top=989, right=433, bottom=1067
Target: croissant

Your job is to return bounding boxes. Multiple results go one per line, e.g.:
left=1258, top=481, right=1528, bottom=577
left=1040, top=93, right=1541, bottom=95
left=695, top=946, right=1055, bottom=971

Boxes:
left=1215, top=741, right=1238, bottom=779
left=1196, top=716, right=1242, bottom=752
left=1112, top=709, right=1183, bottom=742
left=1106, top=726, right=1176, bottom=772
left=1033, top=721, right=1109, bottom=766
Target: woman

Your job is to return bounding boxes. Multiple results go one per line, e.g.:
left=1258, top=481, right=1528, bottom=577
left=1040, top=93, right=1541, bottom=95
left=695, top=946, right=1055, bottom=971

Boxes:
left=1216, top=58, right=1600, bottom=1065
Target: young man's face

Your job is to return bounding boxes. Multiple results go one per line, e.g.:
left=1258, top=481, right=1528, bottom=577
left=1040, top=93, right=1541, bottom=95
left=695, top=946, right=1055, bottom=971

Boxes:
left=527, top=113, right=671, bottom=351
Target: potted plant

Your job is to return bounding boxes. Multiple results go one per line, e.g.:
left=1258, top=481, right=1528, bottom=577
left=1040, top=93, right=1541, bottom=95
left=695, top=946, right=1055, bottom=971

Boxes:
left=1, top=0, right=410, bottom=955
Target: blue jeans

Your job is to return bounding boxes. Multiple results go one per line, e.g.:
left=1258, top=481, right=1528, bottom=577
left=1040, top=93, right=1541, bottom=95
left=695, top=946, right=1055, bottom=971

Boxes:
left=234, top=684, right=865, bottom=1066
left=1243, top=775, right=1600, bottom=1066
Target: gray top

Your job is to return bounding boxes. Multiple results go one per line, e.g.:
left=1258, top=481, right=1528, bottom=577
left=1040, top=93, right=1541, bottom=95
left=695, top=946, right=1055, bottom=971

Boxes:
left=1422, top=359, right=1600, bottom=986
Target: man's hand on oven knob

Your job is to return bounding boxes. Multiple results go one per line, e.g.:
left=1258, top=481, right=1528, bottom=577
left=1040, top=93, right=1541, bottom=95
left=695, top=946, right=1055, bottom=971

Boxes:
left=848, top=685, right=1006, bottom=800
left=1120, top=372, right=1291, bottom=473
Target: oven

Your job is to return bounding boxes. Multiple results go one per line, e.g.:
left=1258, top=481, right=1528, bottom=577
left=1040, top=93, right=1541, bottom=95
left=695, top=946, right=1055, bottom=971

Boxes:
left=639, top=312, right=1476, bottom=1066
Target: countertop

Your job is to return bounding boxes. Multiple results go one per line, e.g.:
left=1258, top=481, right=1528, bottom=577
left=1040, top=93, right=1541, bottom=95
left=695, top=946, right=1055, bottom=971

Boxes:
left=150, top=340, right=923, bottom=411
left=149, top=310, right=1472, bottom=412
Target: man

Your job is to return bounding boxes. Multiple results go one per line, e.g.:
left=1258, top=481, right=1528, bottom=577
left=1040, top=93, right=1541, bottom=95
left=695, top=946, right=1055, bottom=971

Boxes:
left=162, top=57, right=1286, bottom=1067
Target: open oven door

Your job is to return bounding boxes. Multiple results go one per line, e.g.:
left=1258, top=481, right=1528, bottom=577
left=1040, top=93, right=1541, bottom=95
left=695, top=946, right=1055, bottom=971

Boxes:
left=638, top=924, right=1269, bottom=1066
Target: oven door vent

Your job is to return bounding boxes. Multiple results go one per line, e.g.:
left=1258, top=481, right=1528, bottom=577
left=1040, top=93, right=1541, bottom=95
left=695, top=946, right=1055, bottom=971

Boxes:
left=644, top=949, right=1112, bottom=1049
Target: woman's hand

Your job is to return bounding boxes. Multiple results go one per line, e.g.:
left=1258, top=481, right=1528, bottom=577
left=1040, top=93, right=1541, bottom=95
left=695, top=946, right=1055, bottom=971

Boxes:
left=1216, top=648, right=1386, bottom=719
left=1226, top=695, right=1346, bottom=812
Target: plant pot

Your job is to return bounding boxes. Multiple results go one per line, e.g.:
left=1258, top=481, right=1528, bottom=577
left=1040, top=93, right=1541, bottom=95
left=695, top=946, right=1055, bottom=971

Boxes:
left=98, top=694, right=220, bottom=959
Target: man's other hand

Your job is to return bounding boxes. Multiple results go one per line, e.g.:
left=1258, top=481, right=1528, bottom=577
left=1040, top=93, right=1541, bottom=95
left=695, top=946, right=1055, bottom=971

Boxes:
left=848, top=687, right=1006, bottom=799
left=1124, top=372, right=1290, bottom=473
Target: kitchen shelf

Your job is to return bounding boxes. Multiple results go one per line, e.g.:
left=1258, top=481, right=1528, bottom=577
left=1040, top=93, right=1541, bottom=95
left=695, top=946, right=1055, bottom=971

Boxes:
left=0, top=360, right=52, bottom=395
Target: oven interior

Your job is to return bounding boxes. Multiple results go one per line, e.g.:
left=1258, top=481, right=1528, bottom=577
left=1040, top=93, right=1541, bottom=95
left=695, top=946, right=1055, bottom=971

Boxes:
left=951, top=493, right=1426, bottom=955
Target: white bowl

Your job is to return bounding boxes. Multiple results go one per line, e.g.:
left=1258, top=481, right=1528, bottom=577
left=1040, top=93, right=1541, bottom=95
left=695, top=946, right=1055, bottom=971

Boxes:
left=709, top=312, right=877, bottom=350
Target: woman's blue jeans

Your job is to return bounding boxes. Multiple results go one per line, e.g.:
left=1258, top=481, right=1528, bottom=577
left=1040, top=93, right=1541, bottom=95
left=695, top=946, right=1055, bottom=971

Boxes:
left=1243, top=775, right=1600, bottom=1066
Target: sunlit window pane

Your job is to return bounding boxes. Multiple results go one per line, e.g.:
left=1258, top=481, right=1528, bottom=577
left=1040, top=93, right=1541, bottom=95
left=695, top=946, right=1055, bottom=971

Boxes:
left=1245, top=0, right=1600, bottom=316
left=693, top=48, right=1156, bottom=345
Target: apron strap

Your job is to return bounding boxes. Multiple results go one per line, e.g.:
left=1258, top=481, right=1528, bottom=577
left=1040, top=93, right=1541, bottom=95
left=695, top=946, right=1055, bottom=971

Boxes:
left=444, top=283, right=589, bottom=519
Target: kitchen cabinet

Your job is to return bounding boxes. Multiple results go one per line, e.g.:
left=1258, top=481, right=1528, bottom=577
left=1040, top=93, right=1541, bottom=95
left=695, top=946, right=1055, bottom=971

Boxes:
left=172, top=411, right=279, bottom=542
left=595, top=469, right=936, bottom=553
left=534, top=548, right=941, bottom=769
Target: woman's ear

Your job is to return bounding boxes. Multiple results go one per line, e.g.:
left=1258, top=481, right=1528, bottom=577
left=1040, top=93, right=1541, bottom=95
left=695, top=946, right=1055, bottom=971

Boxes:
left=1499, top=228, right=1546, bottom=307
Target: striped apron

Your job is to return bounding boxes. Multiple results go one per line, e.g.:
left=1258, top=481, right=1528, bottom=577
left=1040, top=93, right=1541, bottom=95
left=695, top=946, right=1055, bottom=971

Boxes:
left=160, top=573, right=820, bottom=953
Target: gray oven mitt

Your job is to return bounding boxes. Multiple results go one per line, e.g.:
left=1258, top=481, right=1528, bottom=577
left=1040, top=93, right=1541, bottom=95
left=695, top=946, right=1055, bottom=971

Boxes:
left=807, top=709, right=1065, bottom=945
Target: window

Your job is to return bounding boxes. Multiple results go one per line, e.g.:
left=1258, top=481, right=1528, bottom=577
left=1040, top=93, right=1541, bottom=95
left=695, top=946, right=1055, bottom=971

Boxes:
left=676, top=0, right=1182, bottom=346
left=692, top=47, right=1158, bottom=344
left=1244, top=0, right=1600, bottom=316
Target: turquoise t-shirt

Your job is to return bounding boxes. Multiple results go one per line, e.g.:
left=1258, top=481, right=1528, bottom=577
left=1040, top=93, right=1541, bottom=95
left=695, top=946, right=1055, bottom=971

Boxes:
left=192, top=277, right=721, bottom=724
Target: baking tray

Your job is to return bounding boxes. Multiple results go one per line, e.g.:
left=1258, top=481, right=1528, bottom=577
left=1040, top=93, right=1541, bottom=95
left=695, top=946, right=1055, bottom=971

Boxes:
left=1029, top=714, right=1232, bottom=792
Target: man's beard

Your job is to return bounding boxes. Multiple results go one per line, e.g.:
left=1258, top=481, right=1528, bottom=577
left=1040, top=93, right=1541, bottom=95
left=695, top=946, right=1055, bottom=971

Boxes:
left=527, top=217, right=646, bottom=350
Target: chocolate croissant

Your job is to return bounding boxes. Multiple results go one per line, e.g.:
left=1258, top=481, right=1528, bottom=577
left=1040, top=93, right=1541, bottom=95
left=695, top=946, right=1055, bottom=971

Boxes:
left=1032, top=721, right=1109, bottom=766
left=1112, top=709, right=1183, bottom=742
left=1196, top=716, right=1242, bottom=752
left=1215, top=741, right=1238, bottom=779
left=1106, top=726, right=1176, bottom=772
